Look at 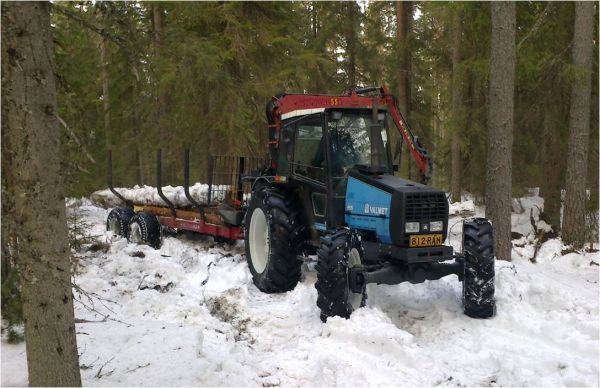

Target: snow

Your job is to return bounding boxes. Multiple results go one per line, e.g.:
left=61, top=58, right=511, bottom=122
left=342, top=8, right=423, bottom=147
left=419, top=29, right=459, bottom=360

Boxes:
left=2, top=194, right=599, bottom=386
left=90, top=183, right=231, bottom=208
left=448, top=199, right=475, bottom=217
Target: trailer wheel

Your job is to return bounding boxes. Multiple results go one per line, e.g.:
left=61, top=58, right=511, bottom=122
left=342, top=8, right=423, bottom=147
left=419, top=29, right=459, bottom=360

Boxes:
left=128, top=212, right=162, bottom=249
left=244, top=186, right=303, bottom=293
left=106, top=207, right=135, bottom=238
left=315, top=228, right=366, bottom=322
left=462, top=218, right=496, bottom=318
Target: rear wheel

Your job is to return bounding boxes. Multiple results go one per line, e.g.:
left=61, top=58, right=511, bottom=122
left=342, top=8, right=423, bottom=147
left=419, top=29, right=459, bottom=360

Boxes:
left=244, top=186, right=303, bottom=293
left=128, top=212, right=162, bottom=249
left=106, top=207, right=135, bottom=238
left=462, top=218, right=496, bottom=318
left=315, top=228, right=366, bottom=322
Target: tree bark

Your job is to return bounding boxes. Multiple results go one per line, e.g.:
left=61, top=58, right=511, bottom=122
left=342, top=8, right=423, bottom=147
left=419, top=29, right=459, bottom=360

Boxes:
left=540, top=98, right=563, bottom=233
left=450, top=7, right=462, bottom=202
left=395, top=1, right=411, bottom=116
left=563, top=1, right=594, bottom=248
left=1, top=2, right=82, bottom=385
left=153, top=3, right=167, bottom=144
left=100, top=36, right=111, bottom=150
left=486, top=1, right=516, bottom=262
left=345, top=2, right=358, bottom=89
left=395, top=1, right=413, bottom=179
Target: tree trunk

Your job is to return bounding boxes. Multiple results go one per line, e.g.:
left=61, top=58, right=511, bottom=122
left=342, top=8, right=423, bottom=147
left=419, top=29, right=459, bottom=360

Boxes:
left=450, top=7, right=462, bottom=202
left=486, top=1, right=516, bottom=262
left=563, top=1, right=594, bottom=248
left=346, top=2, right=358, bottom=89
left=395, top=1, right=413, bottom=179
left=100, top=36, right=111, bottom=150
left=395, top=1, right=411, bottom=116
left=131, top=69, right=144, bottom=186
left=540, top=99, right=562, bottom=233
left=1, top=2, right=82, bottom=385
left=153, top=4, right=171, bottom=181
left=153, top=3, right=167, bottom=144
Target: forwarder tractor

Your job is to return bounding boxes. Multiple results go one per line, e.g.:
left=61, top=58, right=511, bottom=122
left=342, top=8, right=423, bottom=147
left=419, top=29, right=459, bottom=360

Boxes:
left=244, top=85, right=496, bottom=321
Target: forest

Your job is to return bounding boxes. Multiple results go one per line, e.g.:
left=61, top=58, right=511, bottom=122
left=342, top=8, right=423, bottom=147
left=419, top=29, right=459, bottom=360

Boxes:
left=1, top=1, right=599, bottom=386
left=42, top=2, right=599, bottom=210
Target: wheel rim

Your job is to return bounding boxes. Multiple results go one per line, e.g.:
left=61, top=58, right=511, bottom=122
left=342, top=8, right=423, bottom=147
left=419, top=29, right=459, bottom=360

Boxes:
left=347, top=247, right=363, bottom=310
left=130, top=222, right=142, bottom=244
left=249, top=207, right=269, bottom=274
left=108, top=217, right=120, bottom=235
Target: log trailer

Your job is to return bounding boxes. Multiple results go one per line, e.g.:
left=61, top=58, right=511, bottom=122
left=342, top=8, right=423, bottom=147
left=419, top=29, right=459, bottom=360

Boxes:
left=106, top=85, right=496, bottom=321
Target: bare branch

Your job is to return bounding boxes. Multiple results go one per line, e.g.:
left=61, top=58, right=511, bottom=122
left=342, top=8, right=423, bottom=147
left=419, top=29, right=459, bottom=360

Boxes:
left=56, top=114, right=97, bottom=164
left=51, top=4, right=129, bottom=49
left=517, top=3, right=553, bottom=51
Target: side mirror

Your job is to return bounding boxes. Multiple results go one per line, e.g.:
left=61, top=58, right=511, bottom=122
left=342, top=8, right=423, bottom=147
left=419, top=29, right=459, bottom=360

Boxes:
left=393, top=164, right=399, bottom=172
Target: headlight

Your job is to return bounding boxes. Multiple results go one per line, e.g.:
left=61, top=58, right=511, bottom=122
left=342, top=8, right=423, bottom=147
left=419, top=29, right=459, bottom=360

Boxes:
left=430, top=221, right=443, bottom=232
left=405, top=222, right=420, bottom=233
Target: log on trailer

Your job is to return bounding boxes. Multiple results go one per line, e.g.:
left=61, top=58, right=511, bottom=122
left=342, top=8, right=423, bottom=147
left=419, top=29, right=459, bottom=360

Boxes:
left=104, top=150, right=266, bottom=242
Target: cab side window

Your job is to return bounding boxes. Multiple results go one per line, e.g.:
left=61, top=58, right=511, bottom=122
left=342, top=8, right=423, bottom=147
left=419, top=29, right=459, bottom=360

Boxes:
left=293, top=115, right=325, bottom=183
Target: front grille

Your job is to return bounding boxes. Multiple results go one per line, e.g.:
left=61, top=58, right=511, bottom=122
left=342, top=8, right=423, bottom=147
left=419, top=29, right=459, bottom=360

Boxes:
left=405, top=192, right=448, bottom=221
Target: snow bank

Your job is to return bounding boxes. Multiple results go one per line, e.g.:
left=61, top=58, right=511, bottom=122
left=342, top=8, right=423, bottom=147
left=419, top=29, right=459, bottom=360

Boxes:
left=3, top=196, right=598, bottom=386
left=89, top=183, right=231, bottom=208
left=449, top=199, right=475, bottom=216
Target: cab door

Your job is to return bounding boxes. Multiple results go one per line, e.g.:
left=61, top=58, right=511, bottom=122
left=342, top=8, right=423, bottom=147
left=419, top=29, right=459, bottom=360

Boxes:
left=286, top=114, right=328, bottom=236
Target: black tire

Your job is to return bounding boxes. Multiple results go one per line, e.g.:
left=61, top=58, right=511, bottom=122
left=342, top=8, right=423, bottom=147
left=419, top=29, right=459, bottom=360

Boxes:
left=315, top=228, right=366, bottom=322
left=462, top=218, right=496, bottom=318
left=244, top=186, right=304, bottom=293
left=128, top=212, right=162, bottom=249
left=106, top=207, right=135, bottom=238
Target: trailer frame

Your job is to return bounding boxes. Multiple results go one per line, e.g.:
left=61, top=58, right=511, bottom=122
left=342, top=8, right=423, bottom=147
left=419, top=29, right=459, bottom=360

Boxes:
left=107, top=148, right=266, bottom=241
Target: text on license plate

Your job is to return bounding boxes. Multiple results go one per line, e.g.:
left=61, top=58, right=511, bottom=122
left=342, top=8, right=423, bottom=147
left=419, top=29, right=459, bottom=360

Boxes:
left=409, top=234, right=443, bottom=247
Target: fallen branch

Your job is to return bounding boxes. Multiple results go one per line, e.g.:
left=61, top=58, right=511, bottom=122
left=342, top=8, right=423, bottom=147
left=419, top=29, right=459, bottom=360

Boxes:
left=125, top=363, right=151, bottom=373
left=95, top=356, right=115, bottom=379
left=72, top=282, right=133, bottom=327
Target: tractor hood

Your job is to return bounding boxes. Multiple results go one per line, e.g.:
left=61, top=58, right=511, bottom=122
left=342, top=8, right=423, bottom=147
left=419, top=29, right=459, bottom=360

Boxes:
left=344, top=169, right=449, bottom=246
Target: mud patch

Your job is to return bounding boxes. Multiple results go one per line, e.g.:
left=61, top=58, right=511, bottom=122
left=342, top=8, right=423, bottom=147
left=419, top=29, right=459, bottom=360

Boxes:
left=207, top=289, right=254, bottom=342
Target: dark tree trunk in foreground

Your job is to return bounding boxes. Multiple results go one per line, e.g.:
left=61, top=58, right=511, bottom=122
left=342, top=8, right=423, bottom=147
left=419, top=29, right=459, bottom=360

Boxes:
left=1, top=2, right=82, bottom=385
left=450, top=7, right=462, bottom=202
left=563, top=1, right=594, bottom=248
left=486, top=2, right=515, bottom=262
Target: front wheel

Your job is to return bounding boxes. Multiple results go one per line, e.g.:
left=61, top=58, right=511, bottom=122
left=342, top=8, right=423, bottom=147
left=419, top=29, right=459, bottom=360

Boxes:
left=244, top=186, right=303, bottom=293
left=315, top=228, right=366, bottom=322
left=462, top=218, right=496, bottom=318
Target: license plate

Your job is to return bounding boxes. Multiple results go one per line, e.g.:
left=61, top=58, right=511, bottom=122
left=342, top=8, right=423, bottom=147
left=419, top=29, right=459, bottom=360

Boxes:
left=409, top=234, right=443, bottom=247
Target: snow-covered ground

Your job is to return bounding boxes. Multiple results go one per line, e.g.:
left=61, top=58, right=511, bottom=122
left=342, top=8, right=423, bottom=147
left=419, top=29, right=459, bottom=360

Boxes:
left=2, top=195, right=599, bottom=386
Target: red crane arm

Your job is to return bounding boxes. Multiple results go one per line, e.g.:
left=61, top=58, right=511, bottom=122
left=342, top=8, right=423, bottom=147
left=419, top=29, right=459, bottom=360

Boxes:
left=378, top=85, right=431, bottom=179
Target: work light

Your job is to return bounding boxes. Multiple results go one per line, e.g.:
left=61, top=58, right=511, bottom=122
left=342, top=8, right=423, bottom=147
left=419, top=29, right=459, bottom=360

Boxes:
left=405, top=222, right=419, bottom=233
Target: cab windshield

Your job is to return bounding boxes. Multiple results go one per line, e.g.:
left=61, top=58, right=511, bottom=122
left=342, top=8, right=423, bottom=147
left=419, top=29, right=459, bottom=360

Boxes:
left=307, top=110, right=390, bottom=195
left=326, top=112, right=389, bottom=176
